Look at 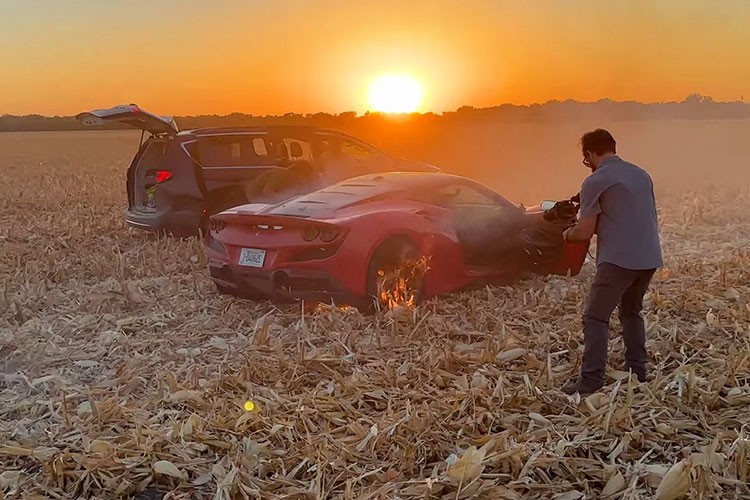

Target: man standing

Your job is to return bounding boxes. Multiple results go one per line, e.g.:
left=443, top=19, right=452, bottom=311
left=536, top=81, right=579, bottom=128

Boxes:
left=561, top=129, right=663, bottom=395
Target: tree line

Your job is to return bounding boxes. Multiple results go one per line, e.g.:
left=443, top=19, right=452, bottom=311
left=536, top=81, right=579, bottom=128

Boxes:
left=1, top=95, right=748, bottom=133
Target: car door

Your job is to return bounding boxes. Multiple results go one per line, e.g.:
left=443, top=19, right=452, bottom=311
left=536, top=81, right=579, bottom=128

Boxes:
left=432, top=179, right=589, bottom=277
left=429, top=182, right=526, bottom=268
left=179, top=132, right=277, bottom=215
left=521, top=203, right=590, bottom=276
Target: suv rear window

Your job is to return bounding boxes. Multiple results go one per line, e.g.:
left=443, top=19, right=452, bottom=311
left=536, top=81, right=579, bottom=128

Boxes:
left=136, top=139, right=166, bottom=171
left=195, top=135, right=271, bottom=167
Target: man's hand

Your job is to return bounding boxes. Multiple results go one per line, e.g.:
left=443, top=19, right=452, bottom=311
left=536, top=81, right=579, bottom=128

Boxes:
left=563, top=214, right=597, bottom=242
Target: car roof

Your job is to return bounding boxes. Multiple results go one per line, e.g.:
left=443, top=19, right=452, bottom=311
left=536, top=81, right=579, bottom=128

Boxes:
left=178, top=124, right=371, bottom=142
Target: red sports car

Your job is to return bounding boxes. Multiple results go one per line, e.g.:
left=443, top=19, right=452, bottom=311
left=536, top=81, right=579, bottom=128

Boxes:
left=203, top=172, right=590, bottom=311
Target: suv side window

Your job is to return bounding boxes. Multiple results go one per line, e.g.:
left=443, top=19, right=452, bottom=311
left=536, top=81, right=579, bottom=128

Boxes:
left=196, top=135, right=270, bottom=167
left=340, top=139, right=378, bottom=160
left=282, top=138, right=314, bottom=162
left=252, top=137, right=269, bottom=156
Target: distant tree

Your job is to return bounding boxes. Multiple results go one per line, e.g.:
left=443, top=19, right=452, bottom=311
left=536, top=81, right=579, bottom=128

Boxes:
left=684, top=93, right=715, bottom=104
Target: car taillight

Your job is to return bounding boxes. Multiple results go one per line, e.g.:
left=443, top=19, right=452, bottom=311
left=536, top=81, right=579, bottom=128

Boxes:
left=156, top=170, right=172, bottom=183
left=209, top=217, right=226, bottom=232
left=302, top=226, right=320, bottom=241
left=319, top=227, right=340, bottom=242
left=301, top=225, right=343, bottom=242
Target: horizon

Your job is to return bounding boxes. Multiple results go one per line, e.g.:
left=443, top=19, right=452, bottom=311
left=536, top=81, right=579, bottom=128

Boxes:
left=2, top=0, right=749, bottom=116
left=2, top=93, right=745, bottom=120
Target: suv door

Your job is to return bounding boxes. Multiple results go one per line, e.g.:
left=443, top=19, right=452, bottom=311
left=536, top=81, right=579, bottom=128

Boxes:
left=183, top=133, right=281, bottom=215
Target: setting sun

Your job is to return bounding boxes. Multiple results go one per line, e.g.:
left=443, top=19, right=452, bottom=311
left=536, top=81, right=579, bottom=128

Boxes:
left=368, top=74, right=424, bottom=113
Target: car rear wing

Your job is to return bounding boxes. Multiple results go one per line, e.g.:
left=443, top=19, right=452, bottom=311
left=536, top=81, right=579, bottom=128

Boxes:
left=213, top=212, right=317, bottom=228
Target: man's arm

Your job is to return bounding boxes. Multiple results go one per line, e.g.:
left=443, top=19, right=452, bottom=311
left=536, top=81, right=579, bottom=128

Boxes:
left=563, top=175, right=605, bottom=242
left=563, top=214, right=597, bottom=242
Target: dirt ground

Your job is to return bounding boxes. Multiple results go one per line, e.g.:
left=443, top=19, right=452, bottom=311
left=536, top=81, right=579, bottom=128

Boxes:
left=1, top=130, right=749, bottom=499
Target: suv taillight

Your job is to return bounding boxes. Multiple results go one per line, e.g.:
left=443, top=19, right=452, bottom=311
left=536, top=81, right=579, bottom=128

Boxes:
left=156, top=170, right=172, bottom=183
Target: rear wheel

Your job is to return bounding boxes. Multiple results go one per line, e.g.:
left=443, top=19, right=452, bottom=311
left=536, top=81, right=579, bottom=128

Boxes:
left=365, top=236, right=427, bottom=312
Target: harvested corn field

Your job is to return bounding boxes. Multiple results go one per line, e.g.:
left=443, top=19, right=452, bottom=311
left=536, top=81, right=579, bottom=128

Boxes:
left=1, top=131, right=749, bottom=499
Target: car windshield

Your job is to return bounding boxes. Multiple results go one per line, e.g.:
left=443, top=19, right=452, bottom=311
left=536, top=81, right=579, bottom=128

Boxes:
left=414, top=181, right=518, bottom=210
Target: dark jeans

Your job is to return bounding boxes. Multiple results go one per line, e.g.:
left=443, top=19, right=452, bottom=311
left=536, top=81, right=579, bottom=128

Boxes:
left=581, top=263, right=656, bottom=387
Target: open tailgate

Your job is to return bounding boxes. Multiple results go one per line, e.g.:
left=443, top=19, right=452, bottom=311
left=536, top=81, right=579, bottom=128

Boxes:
left=76, top=104, right=178, bottom=135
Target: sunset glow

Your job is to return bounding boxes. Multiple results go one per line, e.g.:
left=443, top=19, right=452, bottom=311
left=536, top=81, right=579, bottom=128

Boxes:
left=368, top=75, right=424, bottom=113
left=0, top=1, right=748, bottom=116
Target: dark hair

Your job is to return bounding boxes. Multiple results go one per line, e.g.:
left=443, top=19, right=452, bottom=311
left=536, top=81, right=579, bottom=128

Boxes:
left=580, top=129, right=616, bottom=155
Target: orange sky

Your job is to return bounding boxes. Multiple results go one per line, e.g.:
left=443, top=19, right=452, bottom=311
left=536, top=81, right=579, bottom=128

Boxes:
left=1, top=0, right=749, bottom=116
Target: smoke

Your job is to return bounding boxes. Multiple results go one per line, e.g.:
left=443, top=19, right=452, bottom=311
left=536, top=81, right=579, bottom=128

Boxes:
left=345, top=117, right=750, bottom=205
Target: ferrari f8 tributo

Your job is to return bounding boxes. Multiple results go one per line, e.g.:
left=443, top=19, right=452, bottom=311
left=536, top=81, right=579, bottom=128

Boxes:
left=202, top=171, right=590, bottom=311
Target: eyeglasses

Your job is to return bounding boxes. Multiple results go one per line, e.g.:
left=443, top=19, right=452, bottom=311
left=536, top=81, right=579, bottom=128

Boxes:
left=582, top=152, right=592, bottom=167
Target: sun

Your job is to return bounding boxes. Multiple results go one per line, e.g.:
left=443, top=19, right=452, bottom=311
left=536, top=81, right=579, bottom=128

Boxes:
left=368, top=74, right=423, bottom=113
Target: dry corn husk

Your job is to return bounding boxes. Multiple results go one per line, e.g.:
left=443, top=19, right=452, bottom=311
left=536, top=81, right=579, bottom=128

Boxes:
left=89, top=440, right=113, bottom=453
left=601, top=470, right=626, bottom=497
left=0, top=470, right=27, bottom=491
left=153, top=460, right=186, bottom=480
left=655, top=459, right=693, bottom=500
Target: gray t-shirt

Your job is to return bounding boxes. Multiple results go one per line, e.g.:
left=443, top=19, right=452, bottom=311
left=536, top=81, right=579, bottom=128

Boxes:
left=579, top=155, right=663, bottom=270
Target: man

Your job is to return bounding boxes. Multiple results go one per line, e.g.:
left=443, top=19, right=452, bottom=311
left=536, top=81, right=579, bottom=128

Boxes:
left=561, top=129, right=663, bottom=395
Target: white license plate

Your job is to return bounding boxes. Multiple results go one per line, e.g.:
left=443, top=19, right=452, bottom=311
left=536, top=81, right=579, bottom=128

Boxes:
left=238, top=248, right=266, bottom=268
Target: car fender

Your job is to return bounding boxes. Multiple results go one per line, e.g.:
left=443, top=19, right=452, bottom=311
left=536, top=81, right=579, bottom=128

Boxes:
left=340, top=208, right=468, bottom=298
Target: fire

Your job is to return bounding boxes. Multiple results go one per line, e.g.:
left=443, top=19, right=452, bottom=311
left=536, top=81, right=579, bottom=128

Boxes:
left=376, top=256, right=430, bottom=310
left=306, top=302, right=357, bottom=314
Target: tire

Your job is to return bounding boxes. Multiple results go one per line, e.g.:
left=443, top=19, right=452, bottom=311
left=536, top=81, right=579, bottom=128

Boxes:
left=365, top=236, right=427, bottom=312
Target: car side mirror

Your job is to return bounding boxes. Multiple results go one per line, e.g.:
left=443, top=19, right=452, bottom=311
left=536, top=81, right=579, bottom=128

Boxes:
left=540, top=200, right=556, bottom=211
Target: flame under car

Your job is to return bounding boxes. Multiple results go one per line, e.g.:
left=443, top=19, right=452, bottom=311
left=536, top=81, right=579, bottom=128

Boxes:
left=202, top=172, right=590, bottom=311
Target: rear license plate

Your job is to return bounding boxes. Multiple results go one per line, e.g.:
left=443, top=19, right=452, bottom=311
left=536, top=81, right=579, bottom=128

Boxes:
left=238, top=248, right=266, bottom=268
